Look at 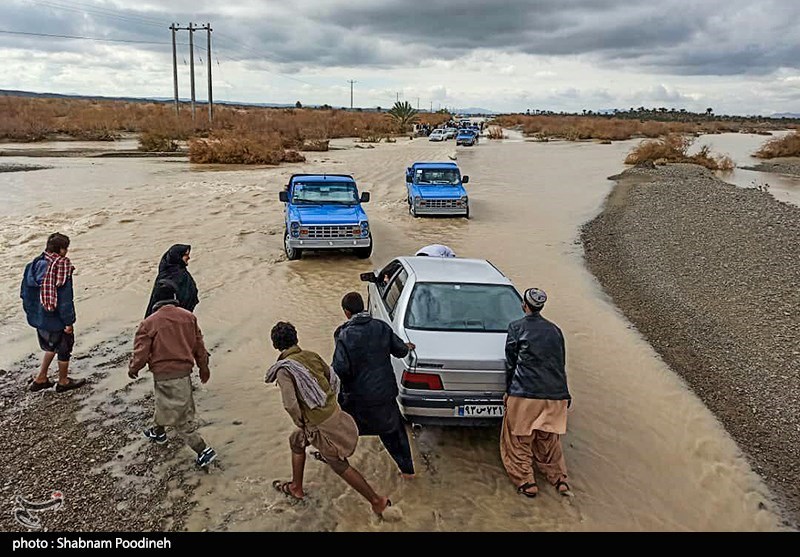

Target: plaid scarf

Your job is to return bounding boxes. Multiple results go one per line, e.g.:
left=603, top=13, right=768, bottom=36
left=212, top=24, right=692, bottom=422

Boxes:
left=265, top=358, right=340, bottom=409
left=40, top=252, right=74, bottom=312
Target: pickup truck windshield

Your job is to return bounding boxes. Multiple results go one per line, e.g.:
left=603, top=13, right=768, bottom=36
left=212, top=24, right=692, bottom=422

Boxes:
left=416, top=169, right=461, bottom=185
left=292, top=182, right=358, bottom=205
left=405, top=283, right=524, bottom=332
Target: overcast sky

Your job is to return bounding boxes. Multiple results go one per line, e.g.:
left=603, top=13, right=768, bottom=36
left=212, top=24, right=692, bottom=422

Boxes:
left=1, top=0, right=798, bottom=115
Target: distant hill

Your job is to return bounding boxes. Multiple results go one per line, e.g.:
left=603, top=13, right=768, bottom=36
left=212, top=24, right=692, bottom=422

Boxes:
left=454, top=107, right=497, bottom=115
left=770, top=112, right=800, bottom=119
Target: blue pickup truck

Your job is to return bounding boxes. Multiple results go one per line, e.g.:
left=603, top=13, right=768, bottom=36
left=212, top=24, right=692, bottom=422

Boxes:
left=279, top=173, right=372, bottom=260
left=405, top=162, right=470, bottom=218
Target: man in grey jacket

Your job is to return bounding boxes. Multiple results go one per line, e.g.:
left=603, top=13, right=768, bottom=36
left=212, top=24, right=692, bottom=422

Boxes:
left=501, top=288, right=572, bottom=498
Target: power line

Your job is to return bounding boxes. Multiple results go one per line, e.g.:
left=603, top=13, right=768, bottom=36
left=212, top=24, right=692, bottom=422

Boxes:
left=0, top=28, right=169, bottom=45
left=28, top=0, right=166, bottom=29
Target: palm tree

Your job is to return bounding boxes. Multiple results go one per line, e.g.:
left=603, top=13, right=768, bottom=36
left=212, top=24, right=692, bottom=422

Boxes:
left=388, top=101, right=419, bottom=132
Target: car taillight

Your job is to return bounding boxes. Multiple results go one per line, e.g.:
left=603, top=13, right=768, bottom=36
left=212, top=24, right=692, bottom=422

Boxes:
left=401, top=370, right=443, bottom=390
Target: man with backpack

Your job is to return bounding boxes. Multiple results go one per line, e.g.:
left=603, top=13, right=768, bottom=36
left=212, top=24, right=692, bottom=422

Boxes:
left=20, top=232, right=86, bottom=393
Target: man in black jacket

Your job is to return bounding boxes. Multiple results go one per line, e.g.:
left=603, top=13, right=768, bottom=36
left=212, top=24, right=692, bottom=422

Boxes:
left=501, top=287, right=572, bottom=498
left=332, top=292, right=417, bottom=478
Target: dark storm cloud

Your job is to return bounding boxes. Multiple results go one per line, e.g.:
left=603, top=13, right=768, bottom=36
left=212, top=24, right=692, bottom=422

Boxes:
left=2, top=0, right=799, bottom=75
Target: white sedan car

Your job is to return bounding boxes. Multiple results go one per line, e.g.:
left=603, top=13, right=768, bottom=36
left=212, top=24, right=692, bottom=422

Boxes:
left=428, top=129, right=447, bottom=142
left=360, top=256, right=525, bottom=426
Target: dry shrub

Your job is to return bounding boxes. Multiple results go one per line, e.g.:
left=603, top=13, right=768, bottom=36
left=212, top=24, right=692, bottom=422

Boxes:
left=188, top=132, right=305, bottom=165
left=486, top=126, right=505, bottom=139
left=625, top=134, right=735, bottom=170
left=138, top=132, right=179, bottom=152
left=754, top=132, right=800, bottom=158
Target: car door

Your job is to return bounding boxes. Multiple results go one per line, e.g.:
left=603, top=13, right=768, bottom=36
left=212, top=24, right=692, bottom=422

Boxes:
left=369, top=260, right=403, bottom=322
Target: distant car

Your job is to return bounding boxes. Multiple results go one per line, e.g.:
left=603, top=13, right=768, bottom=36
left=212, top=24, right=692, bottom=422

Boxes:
left=444, top=128, right=458, bottom=140
left=405, top=161, right=470, bottom=218
left=456, top=129, right=477, bottom=146
left=279, top=173, right=372, bottom=260
left=428, top=129, right=446, bottom=142
left=360, top=256, right=525, bottom=426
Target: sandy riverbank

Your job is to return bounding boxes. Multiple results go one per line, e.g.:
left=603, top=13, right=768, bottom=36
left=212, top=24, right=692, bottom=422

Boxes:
left=740, top=157, right=800, bottom=177
left=582, top=164, right=800, bottom=528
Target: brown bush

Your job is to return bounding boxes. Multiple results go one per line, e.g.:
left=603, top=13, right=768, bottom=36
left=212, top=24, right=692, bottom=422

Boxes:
left=754, top=132, right=800, bottom=158
left=188, top=132, right=305, bottom=165
left=625, top=134, right=734, bottom=170
left=138, top=132, right=179, bottom=152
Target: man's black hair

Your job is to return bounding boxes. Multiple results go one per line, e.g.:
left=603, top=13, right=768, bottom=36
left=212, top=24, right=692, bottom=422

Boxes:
left=46, top=233, right=70, bottom=253
left=271, top=321, right=298, bottom=351
left=341, top=291, right=365, bottom=314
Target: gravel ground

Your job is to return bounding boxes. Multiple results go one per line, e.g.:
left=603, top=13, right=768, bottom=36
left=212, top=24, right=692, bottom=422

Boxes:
left=582, top=163, right=800, bottom=530
left=740, top=157, right=800, bottom=177
left=0, top=336, right=205, bottom=532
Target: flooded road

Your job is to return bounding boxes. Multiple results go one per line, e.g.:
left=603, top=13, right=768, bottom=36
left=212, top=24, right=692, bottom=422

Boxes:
left=0, top=134, right=788, bottom=531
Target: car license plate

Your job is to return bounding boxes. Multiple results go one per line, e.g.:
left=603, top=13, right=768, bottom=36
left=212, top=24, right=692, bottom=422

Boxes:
left=455, top=405, right=504, bottom=417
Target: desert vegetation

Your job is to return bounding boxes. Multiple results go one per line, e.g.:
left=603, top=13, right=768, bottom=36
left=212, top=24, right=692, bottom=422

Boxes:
left=624, top=135, right=735, bottom=171
left=494, top=110, right=796, bottom=142
left=754, top=131, right=800, bottom=159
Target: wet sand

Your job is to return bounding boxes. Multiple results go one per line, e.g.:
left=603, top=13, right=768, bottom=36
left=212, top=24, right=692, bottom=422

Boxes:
left=582, top=164, right=800, bottom=528
left=0, top=135, right=794, bottom=531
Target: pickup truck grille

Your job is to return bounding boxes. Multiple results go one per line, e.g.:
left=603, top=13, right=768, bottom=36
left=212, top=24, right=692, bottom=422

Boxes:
left=425, top=199, right=459, bottom=208
left=306, top=225, right=358, bottom=239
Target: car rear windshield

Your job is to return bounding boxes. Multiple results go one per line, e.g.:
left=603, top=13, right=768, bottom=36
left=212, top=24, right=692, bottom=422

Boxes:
left=416, top=168, right=460, bottom=185
left=292, top=182, right=358, bottom=205
left=405, top=282, right=524, bottom=332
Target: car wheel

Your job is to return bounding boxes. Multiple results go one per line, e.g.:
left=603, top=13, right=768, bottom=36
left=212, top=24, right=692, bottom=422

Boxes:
left=284, top=229, right=302, bottom=260
left=464, top=206, right=470, bottom=219
left=410, top=203, right=419, bottom=218
left=354, top=234, right=373, bottom=259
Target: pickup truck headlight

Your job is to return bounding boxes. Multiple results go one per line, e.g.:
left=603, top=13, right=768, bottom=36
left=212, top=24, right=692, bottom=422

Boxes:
left=413, top=196, right=421, bottom=205
left=360, top=221, right=370, bottom=237
left=289, top=221, right=300, bottom=238
left=461, top=195, right=468, bottom=204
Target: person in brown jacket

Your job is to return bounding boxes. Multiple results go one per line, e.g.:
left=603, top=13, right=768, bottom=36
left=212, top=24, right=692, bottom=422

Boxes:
left=128, top=280, right=216, bottom=468
left=266, top=321, right=392, bottom=517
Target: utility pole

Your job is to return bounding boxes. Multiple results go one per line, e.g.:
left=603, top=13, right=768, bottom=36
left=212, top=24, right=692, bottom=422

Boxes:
left=202, top=23, right=213, bottom=124
left=416, top=97, right=420, bottom=110
left=396, top=91, right=400, bottom=103
left=430, top=101, right=433, bottom=112
left=348, top=80, right=356, bottom=110
left=170, top=23, right=179, bottom=115
left=188, top=22, right=196, bottom=122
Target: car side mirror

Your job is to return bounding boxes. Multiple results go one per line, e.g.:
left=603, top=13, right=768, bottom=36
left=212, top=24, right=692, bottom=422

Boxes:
left=360, top=272, right=379, bottom=283
left=405, top=174, right=412, bottom=183
left=279, top=191, right=289, bottom=202
left=462, top=176, right=469, bottom=184
left=360, top=192, right=370, bottom=202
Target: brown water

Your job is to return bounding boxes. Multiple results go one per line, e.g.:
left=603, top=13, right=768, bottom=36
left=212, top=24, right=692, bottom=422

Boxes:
left=0, top=135, right=789, bottom=531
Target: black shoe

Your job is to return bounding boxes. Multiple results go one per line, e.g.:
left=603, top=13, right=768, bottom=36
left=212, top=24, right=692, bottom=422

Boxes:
left=29, top=379, right=54, bottom=392
left=55, top=378, right=87, bottom=393
left=143, top=427, right=167, bottom=445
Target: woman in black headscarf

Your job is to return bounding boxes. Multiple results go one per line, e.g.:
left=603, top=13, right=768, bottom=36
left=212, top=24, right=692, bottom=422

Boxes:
left=144, top=244, right=200, bottom=318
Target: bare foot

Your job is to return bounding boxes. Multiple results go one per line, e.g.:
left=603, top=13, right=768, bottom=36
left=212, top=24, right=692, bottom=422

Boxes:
left=400, top=473, right=416, bottom=480
left=371, top=496, right=391, bottom=516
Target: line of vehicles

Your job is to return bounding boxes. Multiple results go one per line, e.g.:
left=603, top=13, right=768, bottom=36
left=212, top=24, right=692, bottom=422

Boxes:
left=279, top=152, right=519, bottom=427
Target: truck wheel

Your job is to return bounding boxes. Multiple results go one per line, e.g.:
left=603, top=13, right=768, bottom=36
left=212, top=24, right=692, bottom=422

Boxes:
left=284, top=230, right=302, bottom=260
left=354, top=235, right=373, bottom=259
left=410, top=203, right=419, bottom=218
left=464, top=206, right=470, bottom=220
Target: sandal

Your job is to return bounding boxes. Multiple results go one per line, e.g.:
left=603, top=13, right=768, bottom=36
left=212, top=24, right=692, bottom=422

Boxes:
left=272, top=480, right=303, bottom=501
left=555, top=479, right=571, bottom=496
left=311, top=451, right=327, bottom=464
left=374, top=498, right=392, bottom=518
left=29, top=379, right=54, bottom=392
left=517, top=482, right=538, bottom=498
left=55, top=377, right=87, bottom=393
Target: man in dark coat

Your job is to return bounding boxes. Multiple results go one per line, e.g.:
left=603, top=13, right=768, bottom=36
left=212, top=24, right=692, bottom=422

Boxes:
left=20, top=232, right=86, bottom=393
left=332, top=292, right=417, bottom=478
left=145, top=244, right=199, bottom=318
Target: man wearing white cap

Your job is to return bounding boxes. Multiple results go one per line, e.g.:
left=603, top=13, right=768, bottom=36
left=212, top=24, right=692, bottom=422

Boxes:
left=415, top=244, right=456, bottom=258
left=501, top=287, right=572, bottom=499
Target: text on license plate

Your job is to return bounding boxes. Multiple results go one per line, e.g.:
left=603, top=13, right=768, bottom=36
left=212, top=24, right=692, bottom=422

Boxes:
left=455, top=405, right=504, bottom=417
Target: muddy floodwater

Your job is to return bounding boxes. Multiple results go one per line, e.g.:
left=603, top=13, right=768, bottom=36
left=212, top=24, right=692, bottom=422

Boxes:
left=0, top=133, right=792, bottom=531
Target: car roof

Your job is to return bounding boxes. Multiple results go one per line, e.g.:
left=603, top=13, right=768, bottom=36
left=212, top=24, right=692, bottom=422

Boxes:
left=290, top=174, right=354, bottom=183
left=397, top=257, right=514, bottom=285
left=412, top=162, right=458, bottom=169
